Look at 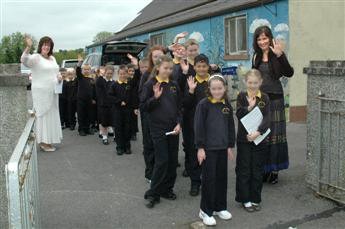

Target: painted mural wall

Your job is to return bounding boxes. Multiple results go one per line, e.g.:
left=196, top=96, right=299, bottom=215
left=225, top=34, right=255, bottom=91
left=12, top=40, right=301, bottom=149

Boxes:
left=85, top=0, right=290, bottom=111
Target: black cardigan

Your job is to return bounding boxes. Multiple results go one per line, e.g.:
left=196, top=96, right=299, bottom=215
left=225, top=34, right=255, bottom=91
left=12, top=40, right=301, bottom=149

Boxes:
left=252, top=50, right=294, bottom=94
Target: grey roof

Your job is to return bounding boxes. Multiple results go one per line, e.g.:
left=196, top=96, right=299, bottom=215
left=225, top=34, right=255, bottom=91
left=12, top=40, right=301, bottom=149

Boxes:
left=86, top=0, right=273, bottom=48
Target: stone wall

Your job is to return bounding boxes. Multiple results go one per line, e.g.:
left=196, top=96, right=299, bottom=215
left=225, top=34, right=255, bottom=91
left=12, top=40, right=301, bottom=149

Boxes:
left=304, top=61, right=345, bottom=202
left=0, top=64, right=29, bottom=228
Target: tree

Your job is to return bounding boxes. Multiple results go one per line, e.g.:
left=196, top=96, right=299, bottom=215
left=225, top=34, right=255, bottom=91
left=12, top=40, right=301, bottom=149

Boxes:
left=54, top=49, right=85, bottom=66
left=0, top=32, right=36, bottom=64
left=93, top=31, right=113, bottom=43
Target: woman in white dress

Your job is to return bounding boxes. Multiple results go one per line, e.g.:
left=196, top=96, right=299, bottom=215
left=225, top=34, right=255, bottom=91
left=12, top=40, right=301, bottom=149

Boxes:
left=21, top=36, right=63, bottom=152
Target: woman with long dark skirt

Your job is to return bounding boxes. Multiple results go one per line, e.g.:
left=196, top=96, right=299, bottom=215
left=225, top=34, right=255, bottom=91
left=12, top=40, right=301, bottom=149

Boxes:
left=252, top=26, right=294, bottom=184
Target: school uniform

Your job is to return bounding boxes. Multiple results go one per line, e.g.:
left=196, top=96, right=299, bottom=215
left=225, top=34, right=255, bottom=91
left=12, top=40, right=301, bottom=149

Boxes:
left=65, top=79, right=78, bottom=129
left=76, top=65, right=94, bottom=134
left=128, top=69, right=141, bottom=138
left=140, top=76, right=182, bottom=199
left=172, top=58, right=196, bottom=176
left=89, top=78, right=98, bottom=130
left=138, top=71, right=155, bottom=180
left=108, top=79, right=137, bottom=153
left=194, top=97, right=236, bottom=217
left=235, top=90, right=270, bottom=204
left=59, top=80, right=69, bottom=128
left=95, top=76, right=113, bottom=127
left=182, top=74, right=209, bottom=189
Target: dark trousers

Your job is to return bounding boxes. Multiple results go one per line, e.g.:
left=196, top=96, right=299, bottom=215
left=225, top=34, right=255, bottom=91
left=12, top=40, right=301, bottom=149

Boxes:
left=235, top=142, right=267, bottom=204
left=182, top=115, right=190, bottom=171
left=201, top=149, right=228, bottom=217
left=59, top=97, right=69, bottom=126
left=183, top=121, right=201, bottom=186
left=130, top=109, right=139, bottom=136
left=140, top=112, right=155, bottom=180
left=67, top=100, right=77, bottom=128
left=77, top=99, right=92, bottom=132
left=113, top=107, right=131, bottom=151
left=145, top=133, right=179, bottom=198
left=90, top=103, right=98, bottom=128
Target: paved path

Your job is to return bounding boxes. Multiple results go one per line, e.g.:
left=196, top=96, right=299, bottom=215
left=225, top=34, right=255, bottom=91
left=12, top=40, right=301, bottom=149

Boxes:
left=38, top=122, right=345, bottom=229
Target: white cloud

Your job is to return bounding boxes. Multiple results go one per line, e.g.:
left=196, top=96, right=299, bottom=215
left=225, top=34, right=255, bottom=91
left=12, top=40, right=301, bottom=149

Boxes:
left=274, top=23, right=289, bottom=32
left=249, top=18, right=271, bottom=33
left=1, top=0, right=152, bottom=50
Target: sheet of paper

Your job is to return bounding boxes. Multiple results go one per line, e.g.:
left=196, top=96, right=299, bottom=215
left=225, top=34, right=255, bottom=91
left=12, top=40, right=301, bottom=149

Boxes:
left=55, top=81, right=63, bottom=94
left=253, top=128, right=271, bottom=145
left=240, top=106, right=270, bottom=145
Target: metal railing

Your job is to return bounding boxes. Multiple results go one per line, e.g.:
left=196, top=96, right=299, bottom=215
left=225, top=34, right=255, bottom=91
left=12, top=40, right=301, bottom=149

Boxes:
left=5, top=117, right=41, bottom=229
left=317, top=95, right=345, bottom=204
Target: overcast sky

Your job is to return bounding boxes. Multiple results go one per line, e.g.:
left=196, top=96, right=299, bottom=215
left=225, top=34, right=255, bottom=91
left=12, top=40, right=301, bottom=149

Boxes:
left=1, top=0, right=152, bottom=50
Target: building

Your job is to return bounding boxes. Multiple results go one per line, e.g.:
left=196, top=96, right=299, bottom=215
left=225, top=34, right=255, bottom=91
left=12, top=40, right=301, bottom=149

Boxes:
left=85, top=0, right=345, bottom=122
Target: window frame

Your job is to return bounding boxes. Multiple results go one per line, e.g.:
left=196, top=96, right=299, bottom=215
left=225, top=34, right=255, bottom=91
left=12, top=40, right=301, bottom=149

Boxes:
left=224, top=14, right=249, bottom=60
left=150, top=33, right=165, bottom=46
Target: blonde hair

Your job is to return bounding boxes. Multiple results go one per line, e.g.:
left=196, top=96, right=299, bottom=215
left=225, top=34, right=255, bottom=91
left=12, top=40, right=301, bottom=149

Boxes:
left=184, top=39, right=199, bottom=48
left=150, top=55, right=173, bottom=79
left=245, top=69, right=262, bottom=81
left=104, top=65, right=114, bottom=72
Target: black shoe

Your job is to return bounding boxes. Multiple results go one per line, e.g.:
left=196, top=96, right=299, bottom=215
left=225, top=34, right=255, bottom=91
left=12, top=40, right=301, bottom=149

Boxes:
left=161, top=190, right=177, bottom=200
left=102, top=139, right=109, bottom=145
left=131, top=135, right=137, bottom=141
left=70, top=126, right=75, bottom=131
left=108, top=132, right=114, bottom=137
left=189, top=185, right=200, bottom=196
left=242, top=203, right=255, bottom=213
left=182, top=169, right=189, bottom=177
left=263, top=172, right=270, bottom=183
left=117, top=150, right=124, bottom=155
left=145, top=196, right=160, bottom=209
left=98, top=134, right=103, bottom=139
left=79, top=131, right=87, bottom=136
left=86, top=129, right=94, bottom=135
left=125, top=149, right=132, bottom=154
left=61, top=125, right=66, bottom=130
left=252, top=203, right=261, bottom=211
left=269, top=172, right=278, bottom=184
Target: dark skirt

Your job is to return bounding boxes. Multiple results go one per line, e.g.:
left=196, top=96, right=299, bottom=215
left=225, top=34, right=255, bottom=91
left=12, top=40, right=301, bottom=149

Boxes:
left=98, top=106, right=112, bottom=127
left=264, top=97, right=289, bottom=173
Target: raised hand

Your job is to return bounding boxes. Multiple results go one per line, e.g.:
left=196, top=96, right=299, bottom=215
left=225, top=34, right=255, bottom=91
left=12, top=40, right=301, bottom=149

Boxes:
left=174, top=31, right=188, bottom=43
left=127, top=53, right=138, bottom=67
left=270, top=39, right=283, bottom=57
left=246, top=96, right=256, bottom=111
left=180, top=60, right=189, bottom=74
left=153, top=82, right=163, bottom=99
left=77, top=54, right=83, bottom=63
left=24, top=35, right=33, bottom=48
left=187, top=76, right=197, bottom=94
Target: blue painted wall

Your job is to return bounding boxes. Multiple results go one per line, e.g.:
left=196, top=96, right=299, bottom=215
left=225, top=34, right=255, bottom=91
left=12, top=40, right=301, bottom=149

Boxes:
left=85, top=0, right=290, bottom=102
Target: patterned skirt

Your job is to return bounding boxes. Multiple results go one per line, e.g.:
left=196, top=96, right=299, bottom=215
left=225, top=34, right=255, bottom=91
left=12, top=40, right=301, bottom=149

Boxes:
left=264, top=96, right=289, bottom=173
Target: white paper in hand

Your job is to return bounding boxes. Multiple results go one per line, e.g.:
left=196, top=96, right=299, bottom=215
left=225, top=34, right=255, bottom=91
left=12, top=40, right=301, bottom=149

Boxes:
left=240, top=106, right=270, bottom=145
left=55, top=81, right=63, bottom=94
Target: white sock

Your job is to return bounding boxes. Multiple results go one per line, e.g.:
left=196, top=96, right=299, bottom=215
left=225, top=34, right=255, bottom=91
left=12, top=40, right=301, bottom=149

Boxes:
left=102, top=135, right=108, bottom=140
left=244, top=202, right=252, bottom=208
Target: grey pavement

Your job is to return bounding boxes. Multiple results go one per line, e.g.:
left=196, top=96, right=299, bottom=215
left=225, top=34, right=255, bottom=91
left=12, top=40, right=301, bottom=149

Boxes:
left=38, top=122, right=345, bottom=229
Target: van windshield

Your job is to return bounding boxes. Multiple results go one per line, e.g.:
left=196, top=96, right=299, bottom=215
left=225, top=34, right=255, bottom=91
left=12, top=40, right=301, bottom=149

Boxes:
left=101, top=54, right=131, bottom=66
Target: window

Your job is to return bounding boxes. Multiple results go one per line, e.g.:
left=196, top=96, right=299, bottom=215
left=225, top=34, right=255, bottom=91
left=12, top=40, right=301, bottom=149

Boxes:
left=224, top=15, right=248, bottom=60
left=150, top=33, right=164, bottom=46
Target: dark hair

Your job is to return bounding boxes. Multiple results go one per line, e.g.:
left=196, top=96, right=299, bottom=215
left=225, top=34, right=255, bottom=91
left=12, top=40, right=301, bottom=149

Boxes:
left=147, top=45, right=167, bottom=73
left=206, top=74, right=229, bottom=101
left=252, top=26, right=275, bottom=68
left=150, top=55, right=173, bottom=79
left=127, top=64, right=136, bottom=70
left=118, top=64, right=128, bottom=73
left=194, top=54, right=209, bottom=65
left=37, top=36, right=54, bottom=56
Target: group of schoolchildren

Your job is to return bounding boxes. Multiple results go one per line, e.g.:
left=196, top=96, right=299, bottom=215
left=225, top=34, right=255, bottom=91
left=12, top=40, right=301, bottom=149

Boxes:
left=58, top=33, right=271, bottom=227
